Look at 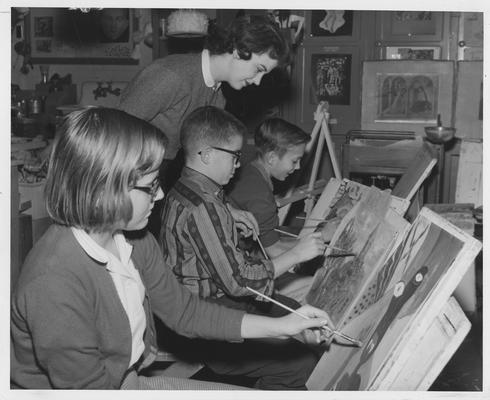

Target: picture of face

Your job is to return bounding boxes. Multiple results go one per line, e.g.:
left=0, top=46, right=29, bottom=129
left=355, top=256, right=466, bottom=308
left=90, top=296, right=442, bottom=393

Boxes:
left=99, top=8, right=130, bottom=43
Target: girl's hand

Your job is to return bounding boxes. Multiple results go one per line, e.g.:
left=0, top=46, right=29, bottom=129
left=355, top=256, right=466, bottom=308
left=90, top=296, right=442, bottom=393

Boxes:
left=276, top=304, right=333, bottom=344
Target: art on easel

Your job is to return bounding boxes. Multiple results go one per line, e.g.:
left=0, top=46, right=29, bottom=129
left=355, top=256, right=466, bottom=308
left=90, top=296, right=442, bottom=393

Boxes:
left=300, top=178, right=410, bottom=240
left=307, top=207, right=482, bottom=390
left=305, top=187, right=410, bottom=327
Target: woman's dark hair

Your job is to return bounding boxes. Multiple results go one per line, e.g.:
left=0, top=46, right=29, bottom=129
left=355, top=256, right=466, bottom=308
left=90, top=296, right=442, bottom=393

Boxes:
left=205, top=16, right=291, bottom=66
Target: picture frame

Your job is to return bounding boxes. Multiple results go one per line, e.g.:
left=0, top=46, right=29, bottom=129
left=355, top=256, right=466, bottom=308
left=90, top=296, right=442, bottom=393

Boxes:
left=361, top=61, right=454, bottom=135
left=306, top=10, right=360, bottom=42
left=377, top=11, right=444, bottom=42
left=27, top=8, right=138, bottom=65
left=310, top=53, right=352, bottom=106
left=385, top=46, right=441, bottom=60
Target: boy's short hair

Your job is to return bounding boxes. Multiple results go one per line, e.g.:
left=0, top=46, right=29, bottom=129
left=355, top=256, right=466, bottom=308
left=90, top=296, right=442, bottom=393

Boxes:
left=45, top=107, right=167, bottom=232
left=206, top=16, right=291, bottom=66
left=254, top=118, right=310, bottom=158
left=180, top=106, right=247, bottom=158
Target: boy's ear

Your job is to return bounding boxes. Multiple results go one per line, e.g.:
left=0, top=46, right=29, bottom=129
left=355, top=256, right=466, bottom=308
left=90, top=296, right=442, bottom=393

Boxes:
left=199, top=148, right=211, bottom=164
left=265, top=151, right=278, bottom=165
left=232, top=48, right=240, bottom=59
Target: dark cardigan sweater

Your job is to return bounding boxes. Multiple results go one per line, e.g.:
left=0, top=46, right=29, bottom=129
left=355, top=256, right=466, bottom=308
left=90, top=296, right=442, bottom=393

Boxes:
left=11, top=225, right=244, bottom=389
left=119, top=52, right=226, bottom=160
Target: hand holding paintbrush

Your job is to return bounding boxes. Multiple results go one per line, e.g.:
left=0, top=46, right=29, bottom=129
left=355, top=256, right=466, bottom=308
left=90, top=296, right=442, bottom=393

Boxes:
left=246, top=286, right=362, bottom=347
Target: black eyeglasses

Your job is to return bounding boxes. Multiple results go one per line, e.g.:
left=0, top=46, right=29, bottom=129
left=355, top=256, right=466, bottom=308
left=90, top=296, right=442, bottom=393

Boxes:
left=211, top=146, right=242, bottom=163
left=133, top=178, right=161, bottom=200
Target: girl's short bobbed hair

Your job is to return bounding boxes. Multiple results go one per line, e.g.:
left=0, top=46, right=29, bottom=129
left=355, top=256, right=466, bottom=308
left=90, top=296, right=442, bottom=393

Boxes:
left=45, top=107, right=167, bottom=233
left=206, top=16, right=292, bottom=66
left=255, top=118, right=310, bottom=158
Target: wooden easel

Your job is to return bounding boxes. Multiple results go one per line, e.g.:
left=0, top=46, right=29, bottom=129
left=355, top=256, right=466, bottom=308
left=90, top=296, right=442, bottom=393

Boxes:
left=277, top=101, right=341, bottom=225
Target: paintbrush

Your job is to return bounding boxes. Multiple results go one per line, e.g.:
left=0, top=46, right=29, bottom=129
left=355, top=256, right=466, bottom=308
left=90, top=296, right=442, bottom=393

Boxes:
left=245, top=286, right=362, bottom=347
left=253, top=231, right=270, bottom=260
left=273, top=228, right=356, bottom=256
left=295, top=216, right=331, bottom=222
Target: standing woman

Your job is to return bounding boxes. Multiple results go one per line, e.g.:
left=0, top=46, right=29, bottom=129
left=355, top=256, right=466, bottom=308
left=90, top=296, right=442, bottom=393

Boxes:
left=118, top=15, right=291, bottom=194
left=10, top=107, right=330, bottom=390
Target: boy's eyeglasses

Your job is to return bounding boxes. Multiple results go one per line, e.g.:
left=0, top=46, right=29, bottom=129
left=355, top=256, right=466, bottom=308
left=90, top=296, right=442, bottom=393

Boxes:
left=210, top=146, right=242, bottom=164
left=133, top=178, right=161, bottom=200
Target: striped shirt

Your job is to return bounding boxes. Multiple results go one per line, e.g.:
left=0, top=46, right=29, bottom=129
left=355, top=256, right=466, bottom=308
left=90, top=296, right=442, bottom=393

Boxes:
left=160, top=167, right=275, bottom=300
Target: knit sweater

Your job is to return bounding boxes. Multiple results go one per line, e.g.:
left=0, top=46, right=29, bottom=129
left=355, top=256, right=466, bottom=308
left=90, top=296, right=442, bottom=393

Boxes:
left=11, top=225, right=244, bottom=389
left=119, top=52, right=226, bottom=160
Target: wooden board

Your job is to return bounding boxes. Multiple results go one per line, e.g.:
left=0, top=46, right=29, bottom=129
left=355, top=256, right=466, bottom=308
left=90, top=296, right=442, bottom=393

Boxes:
left=306, top=207, right=482, bottom=390
left=374, top=296, right=471, bottom=390
left=454, top=61, right=483, bottom=140
left=392, top=141, right=437, bottom=202
left=455, top=140, right=483, bottom=208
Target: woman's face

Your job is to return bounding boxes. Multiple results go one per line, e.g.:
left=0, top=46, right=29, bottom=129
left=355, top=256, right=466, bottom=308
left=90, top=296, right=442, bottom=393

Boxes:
left=270, top=143, right=306, bottom=181
left=227, top=51, right=278, bottom=90
left=125, top=170, right=164, bottom=231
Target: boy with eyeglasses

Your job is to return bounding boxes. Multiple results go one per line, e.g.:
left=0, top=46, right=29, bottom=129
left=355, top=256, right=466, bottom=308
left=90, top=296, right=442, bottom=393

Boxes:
left=159, top=106, right=329, bottom=390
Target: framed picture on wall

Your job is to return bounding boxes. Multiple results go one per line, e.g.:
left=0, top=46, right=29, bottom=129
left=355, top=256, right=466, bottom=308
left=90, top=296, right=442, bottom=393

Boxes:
left=310, top=10, right=353, bottom=36
left=27, top=8, right=138, bottom=64
left=377, top=11, right=443, bottom=42
left=306, top=10, right=360, bottom=42
left=361, top=61, right=454, bottom=135
left=385, top=46, right=441, bottom=60
left=310, top=53, right=352, bottom=105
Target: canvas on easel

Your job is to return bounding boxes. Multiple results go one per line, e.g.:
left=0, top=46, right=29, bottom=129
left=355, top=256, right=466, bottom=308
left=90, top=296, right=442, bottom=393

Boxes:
left=306, top=207, right=482, bottom=390
left=304, top=186, right=410, bottom=327
left=299, top=178, right=410, bottom=239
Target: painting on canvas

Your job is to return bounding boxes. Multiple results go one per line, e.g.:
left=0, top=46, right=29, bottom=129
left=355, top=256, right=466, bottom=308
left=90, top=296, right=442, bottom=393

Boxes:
left=307, top=207, right=482, bottom=390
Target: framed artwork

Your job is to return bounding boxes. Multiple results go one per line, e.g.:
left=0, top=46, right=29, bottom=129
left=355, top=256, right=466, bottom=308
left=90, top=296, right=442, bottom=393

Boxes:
left=305, top=187, right=410, bottom=327
left=385, top=46, right=441, bottom=60
left=454, top=61, right=483, bottom=139
left=377, top=11, right=444, bottom=42
left=27, top=8, right=138, bottom=64
left=310, top=53, right=352, bottom=106
left=305, top=10, right=360, bottom=42
left=307, top=207, right=482, bottom=390
left=361, top=61, right=454, bottom=135
left=310, top=10, right=353, bottom=37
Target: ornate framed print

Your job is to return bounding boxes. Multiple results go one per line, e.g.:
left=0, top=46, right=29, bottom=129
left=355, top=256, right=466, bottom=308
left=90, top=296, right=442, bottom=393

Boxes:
left=361, top=61, right=454, bottom=135
left=310, top=53, right=352, bottom=105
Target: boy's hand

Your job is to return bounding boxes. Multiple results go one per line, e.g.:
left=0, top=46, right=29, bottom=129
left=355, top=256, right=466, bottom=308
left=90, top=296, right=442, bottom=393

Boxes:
left=291, top=232, right=326, bottom=263
left=227, top=205, right=259, bottom=238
